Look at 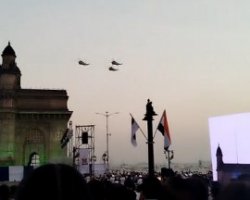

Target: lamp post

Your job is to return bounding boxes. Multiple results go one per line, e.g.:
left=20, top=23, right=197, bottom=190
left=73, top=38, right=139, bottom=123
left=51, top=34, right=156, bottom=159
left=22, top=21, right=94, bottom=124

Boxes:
left=90, top=155, right=97, bottom=176
left=165, top=149, right=174, bottom=169
left=96, top=111, right=119, bottom=171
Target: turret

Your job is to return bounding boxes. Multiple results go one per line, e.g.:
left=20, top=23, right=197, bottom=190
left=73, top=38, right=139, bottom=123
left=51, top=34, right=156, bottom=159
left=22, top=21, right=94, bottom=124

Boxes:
left=0, top=42, right=21, bottom=89
left=216, top=145, right=224, bottom=171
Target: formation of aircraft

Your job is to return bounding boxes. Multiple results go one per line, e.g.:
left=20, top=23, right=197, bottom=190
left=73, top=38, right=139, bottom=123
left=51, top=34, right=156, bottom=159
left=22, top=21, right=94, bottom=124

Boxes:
left=109, top=60, right=122, bottom=71
left=78, top=59, right=123, bottom=72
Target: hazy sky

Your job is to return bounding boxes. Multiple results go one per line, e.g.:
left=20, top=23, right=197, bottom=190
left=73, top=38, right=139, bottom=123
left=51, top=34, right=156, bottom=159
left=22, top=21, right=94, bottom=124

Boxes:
left=1, top=0, right=250, bottom=166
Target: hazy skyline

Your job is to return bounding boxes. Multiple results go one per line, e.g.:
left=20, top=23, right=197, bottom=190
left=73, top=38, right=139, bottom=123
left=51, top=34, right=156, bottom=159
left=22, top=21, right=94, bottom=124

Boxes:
left=1, top=0, right=250, bottom=166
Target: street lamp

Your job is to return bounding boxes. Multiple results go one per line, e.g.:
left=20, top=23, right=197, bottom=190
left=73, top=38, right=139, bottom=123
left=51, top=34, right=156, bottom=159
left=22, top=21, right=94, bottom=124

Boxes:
left=165, top=149, right=174, bottom=169
left=96, top=111, right=119, bottom=171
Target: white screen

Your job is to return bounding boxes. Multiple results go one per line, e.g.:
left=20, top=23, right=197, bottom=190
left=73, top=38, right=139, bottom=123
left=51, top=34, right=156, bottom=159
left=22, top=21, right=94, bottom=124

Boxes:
left=209, top=113, right=250, bottom=181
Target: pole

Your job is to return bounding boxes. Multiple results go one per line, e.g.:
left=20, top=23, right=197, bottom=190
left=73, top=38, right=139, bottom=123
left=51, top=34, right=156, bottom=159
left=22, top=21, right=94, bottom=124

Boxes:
left=72, top=147, right=76, bottom=168
left=105, top=112, right=110, bottom=171
left=165, top=150, right=174, bottom=169
left=147, top=115, right=154, bottom=176
left=96, top=111, right=119, bottom=172
left=143, top=99, right=157, bottom=177
left=167, top=150, right=170, bottom=169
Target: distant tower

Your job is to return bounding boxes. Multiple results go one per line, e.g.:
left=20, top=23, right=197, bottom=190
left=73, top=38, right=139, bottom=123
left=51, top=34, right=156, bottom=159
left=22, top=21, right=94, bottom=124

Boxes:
left=216, top=145, right=224, bottom=171
left=0, top=42, right=21, bottom=165
left=0, top=42, right=21, bottom=89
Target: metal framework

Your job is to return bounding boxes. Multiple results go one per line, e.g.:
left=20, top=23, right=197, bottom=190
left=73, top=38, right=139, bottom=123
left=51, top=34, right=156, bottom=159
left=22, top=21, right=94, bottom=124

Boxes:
left=73, top=125, right=95, bottom=174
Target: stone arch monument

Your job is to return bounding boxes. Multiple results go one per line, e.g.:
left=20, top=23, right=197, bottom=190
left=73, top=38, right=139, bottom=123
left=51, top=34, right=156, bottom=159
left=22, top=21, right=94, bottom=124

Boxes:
left=0, top=42, right=72, bottom=166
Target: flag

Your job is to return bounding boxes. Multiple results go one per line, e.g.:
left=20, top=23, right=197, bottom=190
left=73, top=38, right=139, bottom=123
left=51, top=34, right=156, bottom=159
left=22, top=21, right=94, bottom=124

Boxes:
left=157, top=110, right=171, bottom=151
left=60, top=128, right=68, bottom=147
left=60, top=128, right=73, bottom=148
left=131, top=114, right=140, bottom=146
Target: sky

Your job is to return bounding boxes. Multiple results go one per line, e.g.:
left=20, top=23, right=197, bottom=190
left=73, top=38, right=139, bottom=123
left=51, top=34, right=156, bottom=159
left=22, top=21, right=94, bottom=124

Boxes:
left=1, top=0, right=250, bottom=166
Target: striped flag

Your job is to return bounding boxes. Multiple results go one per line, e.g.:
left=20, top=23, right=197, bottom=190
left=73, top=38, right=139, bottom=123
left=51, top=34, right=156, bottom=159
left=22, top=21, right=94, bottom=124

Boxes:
left=130, top=114, right=140, bottom=146
left=157, top=110, right=171, bottom=151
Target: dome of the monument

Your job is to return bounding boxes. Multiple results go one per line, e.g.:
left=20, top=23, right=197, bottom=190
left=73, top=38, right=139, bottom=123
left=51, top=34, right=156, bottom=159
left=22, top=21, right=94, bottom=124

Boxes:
left=2, top=42, right=16, bottom=57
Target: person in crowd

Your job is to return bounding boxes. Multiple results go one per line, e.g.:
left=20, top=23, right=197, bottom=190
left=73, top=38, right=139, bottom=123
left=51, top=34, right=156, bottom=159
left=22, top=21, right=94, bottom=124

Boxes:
left=15, top=163, right=91, bottom=200
left=87, top=178, right=105, bottom=200
left=124, top=175, right=136, bottom=191
left=216, top=181, right=250, bottom=200
left=185, top=176, right=209, bottom=200
left=210, top=181, right=221, bottom=200
left=9, top=185, right=18, bottom=200
left=167, top=174, right=209, bottom=200
left=161, top=167, right=175, bottom=185
left=167, top=175, right=189, bottom=200
left=105, top=182, right=136, bottom=200
left=137, top=175, right=167, bottom=200
left=0, top=184, right=10, bottom=200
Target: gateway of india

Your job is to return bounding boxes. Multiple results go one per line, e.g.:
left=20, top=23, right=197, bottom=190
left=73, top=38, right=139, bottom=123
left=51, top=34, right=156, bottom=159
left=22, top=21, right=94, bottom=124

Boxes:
left=0, top=42, right=72, bottom=166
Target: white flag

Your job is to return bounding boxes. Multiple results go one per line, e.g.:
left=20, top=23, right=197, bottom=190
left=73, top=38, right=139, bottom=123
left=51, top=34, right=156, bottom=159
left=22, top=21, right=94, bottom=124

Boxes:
left=130, top=114, right=140, bottom=146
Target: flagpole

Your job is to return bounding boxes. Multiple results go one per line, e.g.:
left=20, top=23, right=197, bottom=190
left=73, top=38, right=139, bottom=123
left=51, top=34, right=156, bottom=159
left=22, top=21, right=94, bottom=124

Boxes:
left=143, top=99, right=157, bottom=177
left=139, top=126, right=147, bottom=140
left=153, top=113, right=163, bottom=139
left=165, top=149, right=174, bottom=169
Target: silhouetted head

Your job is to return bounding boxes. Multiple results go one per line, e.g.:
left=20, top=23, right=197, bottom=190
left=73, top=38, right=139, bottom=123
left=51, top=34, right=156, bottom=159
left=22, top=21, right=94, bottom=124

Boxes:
left=0, top=184, right=10, bottom=200
left=161, top=168, right=175, bottom=178
left=106, top=183, right=136, bottom=200
left=217, top=181, right=250, bottom=200
left=87, top=179, right=105, bottom=200
left=16, top=163, right=91, bottom=200
left=185, top=176, right=209, bottom=200
left=138, top=175, right=164, bottom=200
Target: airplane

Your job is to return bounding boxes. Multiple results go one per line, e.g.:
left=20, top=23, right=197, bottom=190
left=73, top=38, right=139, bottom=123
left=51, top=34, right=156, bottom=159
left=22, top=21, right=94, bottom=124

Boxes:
left=111, top=60, right=122, bottom=65
left=78, top=60, right=89, bottom=66
left=109, top=66, right=118, bottom=71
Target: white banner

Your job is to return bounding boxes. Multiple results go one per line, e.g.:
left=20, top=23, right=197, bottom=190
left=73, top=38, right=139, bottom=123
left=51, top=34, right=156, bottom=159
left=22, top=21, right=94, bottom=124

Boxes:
left=9, top=166, right=24, bottom=182
left=78, top=148, right=90, bottom=174
left=79, top=148, right=89, bottom=165
left=79, top=164, right=89, bottom=174
left=93, top=163, right=107, bottom=175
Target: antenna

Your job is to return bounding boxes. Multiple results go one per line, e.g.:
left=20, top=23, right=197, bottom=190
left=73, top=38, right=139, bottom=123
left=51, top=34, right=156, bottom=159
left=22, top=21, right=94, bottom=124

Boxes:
left=234, top=131, right=238, bottom=164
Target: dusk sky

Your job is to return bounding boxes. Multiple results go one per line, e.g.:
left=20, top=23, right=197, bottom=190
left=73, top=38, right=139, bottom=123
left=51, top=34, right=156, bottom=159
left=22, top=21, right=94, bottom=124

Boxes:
left=1, top=0, right=250, bottom=166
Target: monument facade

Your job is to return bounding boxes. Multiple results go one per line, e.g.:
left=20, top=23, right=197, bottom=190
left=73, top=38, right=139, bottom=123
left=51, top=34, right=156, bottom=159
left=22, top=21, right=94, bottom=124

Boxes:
left=0, top=42, right=72, bottom=166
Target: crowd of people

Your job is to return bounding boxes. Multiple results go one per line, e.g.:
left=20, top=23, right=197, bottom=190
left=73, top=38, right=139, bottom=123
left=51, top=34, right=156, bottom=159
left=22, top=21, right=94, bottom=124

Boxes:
left=0, top=163, right=249, bottom=200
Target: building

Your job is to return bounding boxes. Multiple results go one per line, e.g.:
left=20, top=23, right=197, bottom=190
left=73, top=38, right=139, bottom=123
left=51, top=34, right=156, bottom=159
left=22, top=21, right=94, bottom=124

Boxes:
left=0, top=42, right=72, bottom=166
left=216, top=146, right=250, bottom=184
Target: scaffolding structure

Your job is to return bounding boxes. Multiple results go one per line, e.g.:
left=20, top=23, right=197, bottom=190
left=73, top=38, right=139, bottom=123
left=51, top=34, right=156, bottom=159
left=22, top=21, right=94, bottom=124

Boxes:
left=73, top=125, right=95, bottom=175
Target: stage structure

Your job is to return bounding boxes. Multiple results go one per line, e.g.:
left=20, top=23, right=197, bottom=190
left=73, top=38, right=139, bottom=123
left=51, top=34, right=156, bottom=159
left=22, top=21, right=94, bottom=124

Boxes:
left=73, top=125, right=96, bottom=175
